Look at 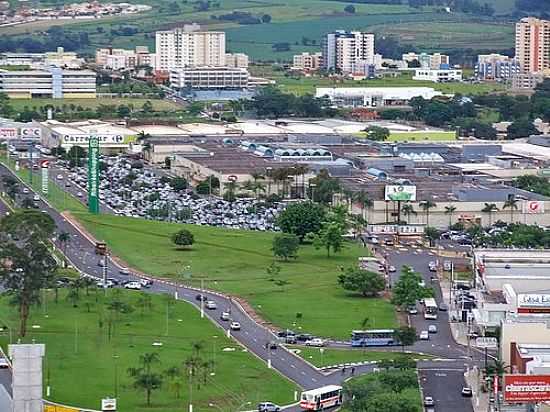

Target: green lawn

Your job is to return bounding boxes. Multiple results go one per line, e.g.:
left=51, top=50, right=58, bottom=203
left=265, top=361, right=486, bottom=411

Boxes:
left=0, top=289, right=297, bottom=412
left=291, top=346, right=430, bottom=368
left=387, top=131, right=457, bottom=142
left=8, top=98, right=180, bottom=112
left=73, top=212, right=396, bottom=340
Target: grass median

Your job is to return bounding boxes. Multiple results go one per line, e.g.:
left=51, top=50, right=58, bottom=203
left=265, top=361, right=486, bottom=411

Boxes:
left=74, top=212, right=397, bottom=340
left=290, top=346, right=431, bottom=368
left=0, top=289, right=297, bottom=412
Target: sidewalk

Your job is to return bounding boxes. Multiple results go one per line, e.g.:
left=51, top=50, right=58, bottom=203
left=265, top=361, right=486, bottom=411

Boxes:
left=465, top=367, right=491, bottom=412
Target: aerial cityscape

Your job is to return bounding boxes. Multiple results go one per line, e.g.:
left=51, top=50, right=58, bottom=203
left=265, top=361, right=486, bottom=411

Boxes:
left=0, top=0, right=550, bottom=412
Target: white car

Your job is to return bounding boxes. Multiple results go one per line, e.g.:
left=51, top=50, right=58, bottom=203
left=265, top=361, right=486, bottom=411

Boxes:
left=305, top=338, right=325, bottom=347
left=77, top=192, right=83, bottom=197
left=220, top=311, right=230, bottom=321
left=428, top=324, right=438, bottom=333
left=56, top=174, right=63, bottom=180
left=230, top=321, right=241, bottom=331
left=0, top=358, right=9, bottom=368
left=419, top=330, right=429, bottom=340
left=22, top=188, right=29, bottom=194
left=119, top=267, right=130, bottom=275
left=124, top=281, right=142, bottom=290
left=33, top=194, right=40, bottom=201
left=96, top=280, right=114, bottom=288
left=205, top=301, right=217, bottom=310
left=388, top=265, right=396, bottom=272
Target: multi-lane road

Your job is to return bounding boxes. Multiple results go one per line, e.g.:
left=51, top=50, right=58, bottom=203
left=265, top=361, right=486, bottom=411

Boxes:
left=0, top=162, right=483, bottom=411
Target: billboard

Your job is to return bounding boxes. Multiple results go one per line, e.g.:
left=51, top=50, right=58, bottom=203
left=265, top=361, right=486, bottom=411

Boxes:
left=0, top=128, right=17, bottom=139
left=385, top=185, right=417, bottom=201
left=20, top=127, right=41, bottom=139
left=523, top=200, right=544, bottom=214
left=58, top=133, right=136, bottom=146
left=41, top=160, right=49, bottom=195
left=518, top=294, right=550, bottom=308
left=87, top=137, right=100, bottom=214
left=504, top=375, right=550, bottom=402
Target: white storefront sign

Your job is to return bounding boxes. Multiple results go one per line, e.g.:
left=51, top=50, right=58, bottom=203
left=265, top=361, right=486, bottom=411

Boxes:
left=58, top=133, right=126, bottom=145
left=20, top=127, right=41, bottom=139
left=475, top=337, right=498, bottom=349
left=523, top=200, right=544, bottom=214
left=101, top=398, right=117, bottom=411
left=0, top=127, right=17, bottom=139
left=518, top=294, right=550, bottom=308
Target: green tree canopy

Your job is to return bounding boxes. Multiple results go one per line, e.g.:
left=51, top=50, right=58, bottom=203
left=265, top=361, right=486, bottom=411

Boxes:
left=338, top=267, right=385, bottom=297
left=277, top=201, right=325, bottom=241
left=171, top=229, right=194, bottom=248
left=272, top=233, right=300, bottom=260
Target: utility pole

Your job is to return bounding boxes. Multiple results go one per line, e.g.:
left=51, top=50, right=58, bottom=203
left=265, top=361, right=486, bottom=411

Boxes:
left=200, top=278, right=204, bottom=319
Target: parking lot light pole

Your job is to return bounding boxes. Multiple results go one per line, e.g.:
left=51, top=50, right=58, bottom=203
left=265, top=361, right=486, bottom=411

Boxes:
left=200, top=278, right=205, bottom=318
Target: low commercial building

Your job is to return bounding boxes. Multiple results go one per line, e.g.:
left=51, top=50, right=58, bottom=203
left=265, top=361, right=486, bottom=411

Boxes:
left=315, top=87, right=443, bottom=108
left=170, top=67, right=249, bottom=90
left=413, top=68, right=462, bottom=82
left=402, top=52, right=450, bottom=69
left=0, top=67, right=96, bottom=99
left=95, top=46, right=155, bottom=70
left=40, top=120, right=137, bottom=151
left=475, top=54, right=521, bottom=80
left=225, top=53, right=249, bottom=68
left=292, top=52, right=323, bottom=71
left=0, top=47, right=84, bottom=69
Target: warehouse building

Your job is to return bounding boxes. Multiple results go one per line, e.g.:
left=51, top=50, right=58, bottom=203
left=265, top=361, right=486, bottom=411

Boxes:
left=315, top=87, right=443, bottom=108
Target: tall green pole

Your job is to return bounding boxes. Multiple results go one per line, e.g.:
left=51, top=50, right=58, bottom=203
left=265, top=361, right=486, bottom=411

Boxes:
left=87, top=137, right=100, bottom=214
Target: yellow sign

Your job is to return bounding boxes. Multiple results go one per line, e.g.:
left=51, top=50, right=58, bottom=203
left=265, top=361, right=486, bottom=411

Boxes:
left=44, top=405, right=80, bottom=412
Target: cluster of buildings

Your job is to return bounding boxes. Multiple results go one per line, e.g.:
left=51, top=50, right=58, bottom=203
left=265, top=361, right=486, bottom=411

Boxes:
left=0, top=1, right=150, bottom=27
left=475, top=17, right=549, bottom=89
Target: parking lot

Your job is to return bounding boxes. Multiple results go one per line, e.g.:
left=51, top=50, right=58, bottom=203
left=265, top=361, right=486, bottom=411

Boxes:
left=53, top=156, right=284, bottom=231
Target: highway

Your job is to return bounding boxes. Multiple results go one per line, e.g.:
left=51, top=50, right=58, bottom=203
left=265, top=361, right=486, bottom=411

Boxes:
left=0, top=162, right=484, bottom=411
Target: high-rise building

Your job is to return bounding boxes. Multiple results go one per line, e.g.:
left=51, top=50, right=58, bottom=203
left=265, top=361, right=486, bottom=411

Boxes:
left=322, top=31, right=375, bottom=73
left=515, top=17, right=550, bottom=74
left=155, top=26, right=226, bottom=70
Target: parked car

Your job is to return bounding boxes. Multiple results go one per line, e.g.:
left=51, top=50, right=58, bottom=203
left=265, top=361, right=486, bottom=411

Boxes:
left=423, top=396, right=435, bottom=407
left=33, top=194, right=40, bottom=201
left=124, top=281, right=142, bottom=290
left=296, top=334, right=314, bottom=343
left=0, top=358, right=9, bottom=369
left=96, top=280, right=114, bottom=288
left=305, top=338, right=325, bottom=347
left=139, top=279, right=153, bottom=288
left=419, top=331, right=429, bottom=340
left=428, top=325, right=438, bottom=333
left=438, top=303, right=448, bottom=312
left=258, top=402, right=280, bottom=412
left=408, top=306, right=418, bottom=315
left=220, top=311, right=230, bottom=321
left=461, top=387, right=473, bottom=397
left=277, top=330, right=295, bottom=338
left=230, top=321, right=241, bottom=331
left=285, top=335, right=297, bottom=344
left=205, top=301, right=217, bottom=310
left=384, top=238, right=395, bottom=246
left=388, top=265, right=397, bottom=272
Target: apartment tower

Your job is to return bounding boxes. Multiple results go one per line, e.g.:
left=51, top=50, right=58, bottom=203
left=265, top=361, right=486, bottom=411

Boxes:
left=515, top=17, right=550, bottom=74
left=322, top=31, right=375, bottom=73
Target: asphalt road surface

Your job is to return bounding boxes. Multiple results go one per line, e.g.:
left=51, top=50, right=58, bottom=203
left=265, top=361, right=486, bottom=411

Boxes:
left=0, top=163, right=483, bottom=412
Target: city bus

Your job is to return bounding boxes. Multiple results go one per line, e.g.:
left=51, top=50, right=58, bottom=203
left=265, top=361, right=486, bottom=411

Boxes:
left=351, top=329, right=396, bottom=347
left=424, top=298, right=438, bottom=320
left=300, top=385, right=343, bottom=411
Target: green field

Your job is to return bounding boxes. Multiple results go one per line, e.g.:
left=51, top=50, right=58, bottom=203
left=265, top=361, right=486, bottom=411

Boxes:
left=0, top=290, right=297, bottom=412
left=72, top=212, right=396, bottom=340
left=291, top=347, right=429, bottom=368
left=387, top=131, right=457, bottom=142
left=8, top=98, right=180, bottom=112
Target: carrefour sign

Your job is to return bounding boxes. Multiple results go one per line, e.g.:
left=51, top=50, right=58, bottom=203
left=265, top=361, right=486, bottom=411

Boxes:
left=518, top=294, right=550, bottom=308
left=57, top=133, right=136, bottom=145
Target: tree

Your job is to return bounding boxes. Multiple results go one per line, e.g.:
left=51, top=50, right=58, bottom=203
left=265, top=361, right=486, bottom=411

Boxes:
left=344, top=4, right=356, bottom=13
left=128, top=352, right=163, bottom=406
left=391, top=266, right=428, bottom=309
left=444, top=205, right=457, bottom=228
left=0, top=211, right=57, bottom=337
left=117, top=104, right=131, bottom=118
left=419, top=200, right=436, bottom=226
left=272, top=233, right=300, bottom=260
left=277, top=201, right=325, bottom=242
left=507, top=119, right=541, bottom=139
left=314, top=221, right=345, bottom=257
left=164, top=366, right=184, bottom=399
left=338, top=267, right=385, bottom=297
left=261, top=14, right=272, bottom=23
left=169, top=177, right=187, bottom=192
left=142, top=100, right=153, bottom=113
left=424, top=226, right=439, bottom=247
left=393, top=326, right=416, bottom=351
left=353, top=190, right=373, bottom=220
left=364, top=126, right=390, bottom=141
left=503, top=197, right=519, bottom=223
left=21, top=197, right=35, bottom=209
left=401, top=203, right=416, bottom=223
left=171, top=229, right=194, bottom=248
left=58, top=231, right=71, bottom=255
left=481, top=203, right=499, bottom=226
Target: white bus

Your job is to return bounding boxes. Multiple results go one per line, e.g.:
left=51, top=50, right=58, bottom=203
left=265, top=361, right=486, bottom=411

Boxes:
left=300, top=385, right=343, bottom=411
left=424, top=297, right=438, bottom=320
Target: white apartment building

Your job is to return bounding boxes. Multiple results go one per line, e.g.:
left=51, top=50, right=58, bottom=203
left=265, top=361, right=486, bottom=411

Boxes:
left=402, top=52, right=450, bottom=69
left=413, top=68, right=462, bottom=82
left=515, top=17, right=550, bottom=74
left=475, top=53, right=521, bottom=80
left=292, top=52, right=322, bottom=71
left=155, top=27, right=226, bottom=71
left=225, top=53, right=249, bottom=68
left=170, top=67, right=249, bottom=89
left=96, top=46, right=155, bottom=70
left=323, top=31, right=375, bottom=73
left=0, top=67, right=96, bottom=99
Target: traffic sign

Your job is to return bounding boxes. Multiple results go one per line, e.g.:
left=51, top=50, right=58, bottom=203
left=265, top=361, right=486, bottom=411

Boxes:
left=475, top=337, right=498, bottom=349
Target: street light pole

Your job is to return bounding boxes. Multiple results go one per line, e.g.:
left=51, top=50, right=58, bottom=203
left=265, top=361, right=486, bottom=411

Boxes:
left=200, top=278, right=204, bottom=319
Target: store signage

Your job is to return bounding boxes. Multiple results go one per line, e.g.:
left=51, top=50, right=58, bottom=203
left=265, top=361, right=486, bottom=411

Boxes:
left=59, top=133, right=135, bottom=145
left=41, top=160, right=49, bottom=195
left=20, top=127, right=41, bottom=139
left=87, top=137, right=100, bottom=214
left=0, top=128, right=17, bottom=139
left=384, top=185, right=417, bottom=201
left=504, top=375, right=550, bottom=402
left=518, top=294, right=550, bottom=308
left=523, top=200, right=544, bottom=214
left=101, top=398, right=117, bottom=411
left=475, top=337, right=498, bottom=349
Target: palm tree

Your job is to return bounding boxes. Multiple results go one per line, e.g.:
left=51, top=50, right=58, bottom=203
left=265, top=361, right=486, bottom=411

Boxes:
left=444, top=205, right=457, bottom=228
left=294, top=164, right=309, bottom=199
left=137, top=131, right=151, bottom=142
left=420, top=200, right=437, bottom=226
left=353, top=190, right=373, bottom=221
left=503, top=197, right=519, bottom=223
left=401, top=203, right=416, bottom=224
left=481, top=203, right=499, bottom=226
left=342, top=188, right=355, bottom=212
